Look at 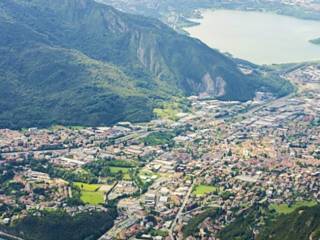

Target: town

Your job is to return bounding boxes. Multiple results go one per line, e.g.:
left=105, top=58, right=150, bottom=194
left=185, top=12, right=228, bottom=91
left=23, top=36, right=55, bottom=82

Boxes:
left=1, top=63, right=320, bottom=240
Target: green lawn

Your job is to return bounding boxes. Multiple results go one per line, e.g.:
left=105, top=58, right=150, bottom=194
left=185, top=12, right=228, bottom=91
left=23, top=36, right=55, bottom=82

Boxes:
left=80, top=191, right=105, bottom=205
left=154, top=107, right=179, bottom=121
left=193, top=184, right=218, bottom=197
left=74, top=182, right=102, bottom=191
left=270, top=200, right=317, bottom=214
left=74, top=182, right=105, bottom=205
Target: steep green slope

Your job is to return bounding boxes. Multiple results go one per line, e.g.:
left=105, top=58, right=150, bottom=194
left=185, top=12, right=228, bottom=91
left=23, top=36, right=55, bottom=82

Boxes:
left=0, top=0, right=292, bottom=128
left=217, top=204, right=320, bottom=240
left=218, top=205, right=270, bottom=240
left=0, top=45, right=157, bottom=128
left=2, top=209, right=117, bottom=240
left=258, top=205, right=320, bottom=240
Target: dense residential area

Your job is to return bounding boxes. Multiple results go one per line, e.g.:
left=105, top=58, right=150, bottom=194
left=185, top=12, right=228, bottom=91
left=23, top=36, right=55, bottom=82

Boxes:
left=1, top=63, right=320, bottom=240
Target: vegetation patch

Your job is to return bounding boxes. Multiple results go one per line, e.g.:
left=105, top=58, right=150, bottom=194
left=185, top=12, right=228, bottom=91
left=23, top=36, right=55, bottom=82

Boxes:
left=74, top=182, right=102, bottom=192
left=8, top=209, right=117, bottom=240
left=153, top=98, right=190, bottom=121
left=139, top=170, right=159, bottom=183
left=258, top=205, right=320, bottom=240
left=154, top=102, right=181, bottom=121
left=142, top=131, right=175, bottom=146
left=80, top=191, right=105, bottom=205
left=183, top=208, right=222, bottom=238
left=150, top=229, right=169, bottom=237
left=269, top=200, right=317, bottom=214
left=109, top=166, right=132, bottom=180
left=193, top=184, right=218, bottom=197
left=218, top=205, right=272, bottom=240
left=84, top=160, right=137, bottom=180
left=74, top=182, right=105, bottom=205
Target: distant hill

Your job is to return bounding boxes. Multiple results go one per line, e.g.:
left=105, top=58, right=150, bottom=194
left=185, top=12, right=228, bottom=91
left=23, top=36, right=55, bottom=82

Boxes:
left=98, top=0, right=320, bottom=24
left=310, top=37, right=320, bottom=45
left=0, top=0, right=292, bottom=129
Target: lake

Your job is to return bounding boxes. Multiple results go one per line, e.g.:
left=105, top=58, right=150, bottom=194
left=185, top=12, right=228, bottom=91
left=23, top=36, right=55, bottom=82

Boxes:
left=185, top=10, right=320, bottom=64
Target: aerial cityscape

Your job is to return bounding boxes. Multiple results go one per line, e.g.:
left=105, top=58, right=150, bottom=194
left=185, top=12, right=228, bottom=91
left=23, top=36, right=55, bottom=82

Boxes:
left=0, top=0, right=320, bottom=240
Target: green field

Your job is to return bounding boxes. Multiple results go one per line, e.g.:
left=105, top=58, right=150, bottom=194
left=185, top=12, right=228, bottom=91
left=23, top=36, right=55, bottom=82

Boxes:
left=142, top=131, right=175, bottom=146
left=153, top=100, right=183, bottom=121
left=74, top=182, right=102, bottom=191
left=153, top=98, right=190, bottom=121
left=74, top=182, right=105, bottom=205
left=153, top=107, right=179, bottom=121
left=193, top=184, right=218, bottom=197
left=80, top=191, right=105, bottom=205
left=270, top=200, right=317, bottom=214
left=109, top=166, right=132, bottom=180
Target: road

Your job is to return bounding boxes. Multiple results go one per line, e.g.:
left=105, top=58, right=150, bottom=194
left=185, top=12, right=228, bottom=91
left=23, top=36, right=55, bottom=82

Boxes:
left=169, top=181, right=195, bottom=240
left=98, top=216, right=138, bottom=240
left=231, top=91, right=296, bottom=122
left=0, top=148, right=73, bottom=157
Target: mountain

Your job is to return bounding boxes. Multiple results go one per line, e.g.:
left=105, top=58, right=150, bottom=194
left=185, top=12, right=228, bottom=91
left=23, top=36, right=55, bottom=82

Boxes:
left=0, top=0, right=292, bottom=129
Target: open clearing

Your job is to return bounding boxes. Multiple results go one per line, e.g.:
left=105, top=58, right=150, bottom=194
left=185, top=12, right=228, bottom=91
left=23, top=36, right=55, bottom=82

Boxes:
left=74, top=182, right=108, bottom=205
left=269, top=200, right=317, bottom=214
left=193, top=184, right=218, bottom=197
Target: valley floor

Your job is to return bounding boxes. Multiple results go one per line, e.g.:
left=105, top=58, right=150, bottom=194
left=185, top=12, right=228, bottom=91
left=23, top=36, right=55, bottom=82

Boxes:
left=0, top=63, right=320, bottom=240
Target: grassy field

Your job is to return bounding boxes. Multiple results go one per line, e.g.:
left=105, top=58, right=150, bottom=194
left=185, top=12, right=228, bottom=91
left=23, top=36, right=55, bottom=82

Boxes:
left=154, top=108, right=179, bottom=121
left=193, top=184, right=218, bottom=197
left=80, top=191, right=105, bottom=205
left=74, top=182, right=102, bottom=191
left=109, top=166, right=132, bottom=180
left=270, top=200, right=317, bottom=214
left=74, top=182, right=105, bottom=205
left=142, top=131, right=175, bottom=146
left=153, top=98, right=190, bottom=121
left=153, top=102, right=181, bottom=121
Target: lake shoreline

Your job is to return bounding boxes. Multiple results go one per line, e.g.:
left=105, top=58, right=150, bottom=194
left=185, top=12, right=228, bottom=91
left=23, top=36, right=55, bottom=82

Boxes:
left=184, top=9, right=320, bottom=65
